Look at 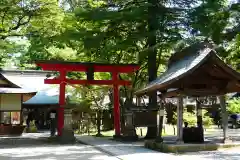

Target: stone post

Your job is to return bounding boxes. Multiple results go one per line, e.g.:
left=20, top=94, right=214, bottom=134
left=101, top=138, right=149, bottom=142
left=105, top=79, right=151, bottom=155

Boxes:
left=50, top=111, right=57, bottom=137
left=64, top=109, right=73, bottom=129
left=122, top=111, right=138, bottom=141
left=177, top=96, right=184, bottom=143
left=219, top=95, right=231, bottom=143
left=59, top=108, right=75, bottom=143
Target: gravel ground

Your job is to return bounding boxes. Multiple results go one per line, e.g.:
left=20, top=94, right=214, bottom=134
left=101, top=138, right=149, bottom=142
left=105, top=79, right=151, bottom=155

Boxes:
left=0, top=144, right=119, bottom=160
left=0, top=130, right=240, bottom=160
left=0, top=142, right=239, bottom=160
left=180, top=147, right=240, bottom=160
left=0, top=133, right=118, bottom=160
left=0, top=144, right=239, bottom=160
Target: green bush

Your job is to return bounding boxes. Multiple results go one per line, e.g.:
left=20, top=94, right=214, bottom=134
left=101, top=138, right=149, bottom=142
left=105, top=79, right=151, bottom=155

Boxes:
left=183, top=109, right=213, bottom=127
left=202, top=110, right=214, bottom=127
left=25, top=121, right=38, bottom=133
left=183, top=111, right=196, bottom=126
left=166, top=105, right=213, bottom=127
left=227, top=98, right=240, bottom=114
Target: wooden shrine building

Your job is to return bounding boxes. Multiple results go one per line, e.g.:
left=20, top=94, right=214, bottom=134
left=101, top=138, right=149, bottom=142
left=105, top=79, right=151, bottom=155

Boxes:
left=135, top=42, right=240, bottom=143
left=0, top=70, right=36, bottom=135
left=0, top=70, right=62, bottom=130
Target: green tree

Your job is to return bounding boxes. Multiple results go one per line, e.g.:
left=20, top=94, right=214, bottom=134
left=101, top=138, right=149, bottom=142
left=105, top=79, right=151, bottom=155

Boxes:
left=68, top=83, right=110, bottom=136
left=0, top=40, right=18, bottom=67
left=0, top=0, right=63, bottom=39
left=188, top=0, right=240, bottom=66
left=64, top=0, right=199, bottom=138
left=0, top=0, right=64, bottom=67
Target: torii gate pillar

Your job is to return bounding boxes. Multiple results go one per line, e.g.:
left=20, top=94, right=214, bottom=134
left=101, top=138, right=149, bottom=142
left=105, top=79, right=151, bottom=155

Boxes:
left=113, top=72, right=120, bottom=135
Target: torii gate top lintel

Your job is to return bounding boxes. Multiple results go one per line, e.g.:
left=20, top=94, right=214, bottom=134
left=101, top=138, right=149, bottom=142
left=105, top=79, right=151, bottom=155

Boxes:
left=36, top=61, right=139, bottom=73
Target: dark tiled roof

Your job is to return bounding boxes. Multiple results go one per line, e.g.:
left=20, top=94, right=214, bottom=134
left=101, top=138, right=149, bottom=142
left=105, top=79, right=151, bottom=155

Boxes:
left=135, top=48, right=213, bottom=95
left=135, top=42, right=240, bottom=96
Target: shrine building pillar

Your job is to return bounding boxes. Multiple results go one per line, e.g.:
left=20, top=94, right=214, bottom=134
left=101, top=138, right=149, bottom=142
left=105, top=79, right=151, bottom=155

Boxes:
left=219, top=95, right=231, bottom=143
left=156, top=99, right=164, bottom=142
left=177, top=96, right=184, bottom=143
left=136, top=96, right=141, bottom=106
left=196, top=98, right=203, bottom=127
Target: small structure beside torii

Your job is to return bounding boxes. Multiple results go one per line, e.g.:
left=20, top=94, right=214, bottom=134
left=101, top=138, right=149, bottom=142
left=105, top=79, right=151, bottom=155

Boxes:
left=135, top=42, right=240, bottom=143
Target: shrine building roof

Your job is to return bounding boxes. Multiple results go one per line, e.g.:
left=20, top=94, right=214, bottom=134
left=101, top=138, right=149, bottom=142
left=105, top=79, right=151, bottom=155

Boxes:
left=135, top=42, right=240, bottom=97
left=0, top=70, right=58, bottom=103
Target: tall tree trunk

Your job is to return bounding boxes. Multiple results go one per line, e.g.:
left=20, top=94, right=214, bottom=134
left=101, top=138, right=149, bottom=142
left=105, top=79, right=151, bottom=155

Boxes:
left=145, top=0, right=158, bottom=139
left=96, top=110, right=102, bottom=136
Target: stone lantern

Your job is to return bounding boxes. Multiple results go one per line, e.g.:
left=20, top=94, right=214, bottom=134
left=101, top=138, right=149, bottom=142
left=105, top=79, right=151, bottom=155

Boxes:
left=59, top=105, right=76, bottom=143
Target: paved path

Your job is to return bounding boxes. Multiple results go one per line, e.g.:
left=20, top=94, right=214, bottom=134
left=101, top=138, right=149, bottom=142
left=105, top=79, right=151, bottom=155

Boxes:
left=76, top=135, right=187, bottom=160
left=76, top=135, right=240, bottom=160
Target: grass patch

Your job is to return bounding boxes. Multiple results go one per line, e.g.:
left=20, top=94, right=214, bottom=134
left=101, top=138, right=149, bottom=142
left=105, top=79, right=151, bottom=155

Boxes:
left=76, top=125, right=220, bottom=138
left=85, top=127, right=174, bottom=137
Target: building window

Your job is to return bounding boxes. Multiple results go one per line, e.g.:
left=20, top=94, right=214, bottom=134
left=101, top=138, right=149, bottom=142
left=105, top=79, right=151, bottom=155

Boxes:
left=11, top=112, right=20, bottom=124
left=1, top=112, right=11, bottom=124
left=0, top=111, right=21, bottom=125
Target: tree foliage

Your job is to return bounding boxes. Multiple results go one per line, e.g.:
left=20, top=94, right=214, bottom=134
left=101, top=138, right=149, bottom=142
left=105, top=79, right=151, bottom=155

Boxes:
left=167, top=108, right=214, bottom=127
left=227, top=98, right=240, bottom=114
left=0, top=0, right=64, bottom=67
left=183, top=109, right=213, bottom=127
left=0, top=0, right=63, bottom=39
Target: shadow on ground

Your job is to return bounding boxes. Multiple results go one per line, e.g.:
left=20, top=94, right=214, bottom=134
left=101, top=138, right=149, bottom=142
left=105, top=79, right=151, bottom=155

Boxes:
left=0, top=145, right=117, bottom=160
left=0, top=133, right=117, bottom=160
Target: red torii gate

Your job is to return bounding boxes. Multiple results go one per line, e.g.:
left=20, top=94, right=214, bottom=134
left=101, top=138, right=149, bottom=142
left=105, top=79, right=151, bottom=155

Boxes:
left=36, top=61, right=140, bottom=136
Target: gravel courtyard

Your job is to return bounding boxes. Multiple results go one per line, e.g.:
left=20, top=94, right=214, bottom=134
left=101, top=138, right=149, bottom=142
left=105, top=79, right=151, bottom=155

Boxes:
left=0, top=144, right=239, bottom=160
left=0, top=144, right=118, bottom=160
left=179, top=147, right=240, bottom=160
left=0, top=131, right=240, bottom=160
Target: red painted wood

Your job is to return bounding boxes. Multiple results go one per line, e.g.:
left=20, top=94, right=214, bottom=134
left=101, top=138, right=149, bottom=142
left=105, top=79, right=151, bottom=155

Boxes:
left=36, top=61, right=140, bottom=137
left=58, top=70, right=66, bottom=136
left=112, top=72, right=121, bottom=136
left=37, top=63, right=139, bottom=73
left=44, top=79, right=132, bottom=86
